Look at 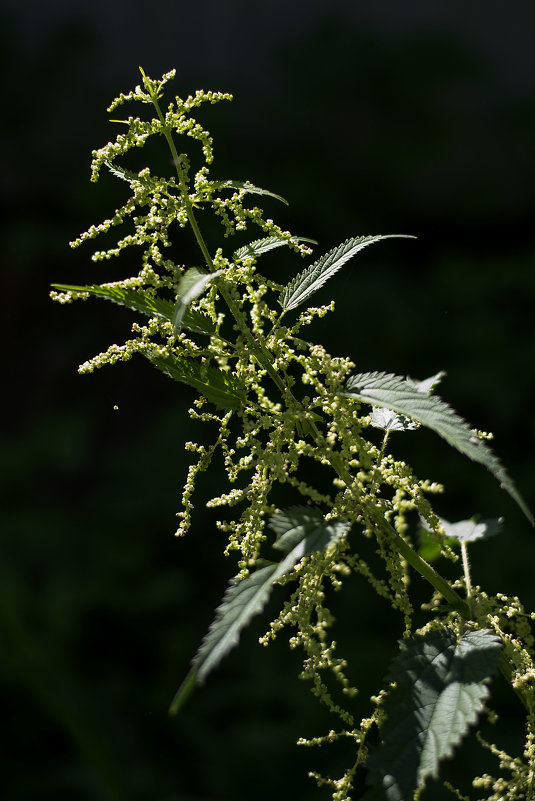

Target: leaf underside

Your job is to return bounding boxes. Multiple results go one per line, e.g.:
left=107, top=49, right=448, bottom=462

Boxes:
left=369, top=407, right=417, bottom=432
left=172, top=268, right=221, bottom=333
left=344, top=371, right=533, bottom=524
left=51, top=283, right=216, bottom=336
left=169, top=507, right=350, bottom=714
left=370, top=372, right=444, bottom=432
left=364, top=629, right=502, bottom=800
left=279, top=234, right=414, bottom=312
left=421, top=515, right=503, bottom=544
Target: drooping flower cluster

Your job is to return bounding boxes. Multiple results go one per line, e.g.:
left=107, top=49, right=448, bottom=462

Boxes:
left=54, top=70, right=535, bottom=801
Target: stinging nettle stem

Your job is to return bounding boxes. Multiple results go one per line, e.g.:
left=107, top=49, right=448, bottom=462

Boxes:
left=460, top=540, right=474, bottom=618
left=145, top=75, right=304, bottom=404
left=146, top=68, right=468, bottom=616
left=58, top=71, right=535, bottom=798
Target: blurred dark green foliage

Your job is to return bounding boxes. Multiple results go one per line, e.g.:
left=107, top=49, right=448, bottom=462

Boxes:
left=1, top=4, right=534, bottom=799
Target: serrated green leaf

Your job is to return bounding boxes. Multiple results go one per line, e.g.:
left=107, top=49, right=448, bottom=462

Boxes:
left=343, top=371, right=533, bottom=525
left=269, top=506, right=350, bottom=554
left=52, top=282, right=174, bottom=317
left=168, top=565, right=279, bottom=714
left=193, top=564, right=280, bottom=684
left=104, top=160, right=152, bottom=185
left=364, top=629, right=502, bottom=801
left=169, top=507, right=350, bottom=714
left=51, top=283, right=216, bottom=336
left=279, top=235, right=414, bottom=312
left=421, top=514, right=503, bottom=544
left=370, top=371, right=444, bottom=432
left=171, top=268, right=221, bottom=334
left=210, top=179, right=288, bottom=205
left=232, top=235, right=317, bottom=262
left=146, top=352, right=242, bottom=411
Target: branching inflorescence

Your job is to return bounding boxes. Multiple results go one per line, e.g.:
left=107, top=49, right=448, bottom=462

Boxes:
left=53, top=69, right=535, bottom=800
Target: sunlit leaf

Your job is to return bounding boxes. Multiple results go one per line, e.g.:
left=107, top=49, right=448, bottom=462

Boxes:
left=211, top=179, right=288, bottom=205
left=279, top=235, right=414, bottom=311
left=51, top=283, right=216, bottom=336
left=233, top=235, right=317, bottom=262
left=146, top=351, right=242, bottom=410
left=343, top=371, right=533, bottom=524
left=407, top=370, right=446, bottom=395
left=172, top=268, right=221, bottom=333
left=370, top=371, right=444, bottom=432
left=104, top=160, right=152, bottom=185
left=369, top=407, right=417, bottom=432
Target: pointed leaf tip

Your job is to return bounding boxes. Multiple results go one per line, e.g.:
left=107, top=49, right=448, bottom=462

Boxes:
left=233, top=235, right=316, bottom=262
left=171, top=507, right=351, bottom=708
left=51, top=283, right=216, bottom=336
left=279, top=234, right=414, bottom=312
left=344, top=370, right=533, bottom=525
left=146, top=352, right=242, bottom=411
left=211, top=179, right=288, bottom=205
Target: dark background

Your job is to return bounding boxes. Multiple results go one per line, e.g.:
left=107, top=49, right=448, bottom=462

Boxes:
left=2, top=1, right=535, bottom=799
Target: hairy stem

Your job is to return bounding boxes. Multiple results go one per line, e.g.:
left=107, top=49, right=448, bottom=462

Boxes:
left=145, top=75, right=299, bottom=401
left=460, top=541, right=474, bottom=618
left=314, top=428, right=470, bottom=615
left=370, top=429, right=389, bottom=497
left=145, top=69, right=469, bottom=623
left=141, top=72, right=214, bottom=272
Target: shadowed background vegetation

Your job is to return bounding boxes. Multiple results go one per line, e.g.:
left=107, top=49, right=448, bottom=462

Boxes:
left=2, top=2, right=535, bottom=799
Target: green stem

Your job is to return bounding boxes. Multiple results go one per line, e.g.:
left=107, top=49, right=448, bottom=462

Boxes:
left=146, top=79, right=297, bottom=404
left=460, top=541, right=474, bottom=618
left=316, top=433, right=469, bottom=615
left=144, top=69, right=468, bottom=620
left=143, top=76, right=215, bottom=271
left=144, top=73, right=534, bottom=719
left=370, top=429, right=389, bottom=497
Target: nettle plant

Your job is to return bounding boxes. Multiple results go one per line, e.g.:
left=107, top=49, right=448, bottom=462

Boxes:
left=53, top=69, right=535, bottom=800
